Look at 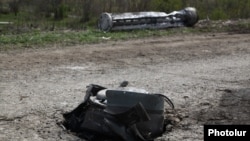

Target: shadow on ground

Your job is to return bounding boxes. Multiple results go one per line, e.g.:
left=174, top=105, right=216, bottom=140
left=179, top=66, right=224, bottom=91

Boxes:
left=196, top=88, right=250, bottom=124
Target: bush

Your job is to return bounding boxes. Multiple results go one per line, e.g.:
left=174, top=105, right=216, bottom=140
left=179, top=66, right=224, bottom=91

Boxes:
left=210, top=9, right=229, bottom=20
left=54, top=4, right=69, bottom=20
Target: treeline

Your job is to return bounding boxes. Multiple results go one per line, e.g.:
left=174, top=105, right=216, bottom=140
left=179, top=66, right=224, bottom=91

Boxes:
left=1, top=0, right=250, bottom=29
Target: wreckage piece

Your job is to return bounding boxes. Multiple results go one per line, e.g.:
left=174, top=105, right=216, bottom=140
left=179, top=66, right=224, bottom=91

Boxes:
left=98, top=7, right=198, bottom=32
left=63, top=84, right=174, bottom=141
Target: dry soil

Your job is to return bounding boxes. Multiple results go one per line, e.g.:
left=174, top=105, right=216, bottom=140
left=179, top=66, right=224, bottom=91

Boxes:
left=0, top=32, right=250, bottom=141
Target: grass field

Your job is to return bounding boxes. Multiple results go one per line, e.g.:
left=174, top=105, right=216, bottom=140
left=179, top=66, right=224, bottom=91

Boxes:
left=1, top=19, right=250, bottom=51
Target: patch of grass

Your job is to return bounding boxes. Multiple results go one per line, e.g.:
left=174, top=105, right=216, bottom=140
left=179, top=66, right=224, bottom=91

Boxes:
left=0, top=27, right=181, bottom=51
left=226, top=22, right=250, bottom=33
left=1, top=19, right=250, bottom=51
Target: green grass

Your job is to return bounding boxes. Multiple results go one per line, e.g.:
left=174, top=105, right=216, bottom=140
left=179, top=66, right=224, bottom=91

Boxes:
left=0, top=27, right=193, bottom=51
left=1, top=20, right=250, bottom=51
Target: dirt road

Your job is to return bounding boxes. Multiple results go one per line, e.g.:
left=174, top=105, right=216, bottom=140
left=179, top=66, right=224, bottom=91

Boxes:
left=0, top=32, right=250, bottom=141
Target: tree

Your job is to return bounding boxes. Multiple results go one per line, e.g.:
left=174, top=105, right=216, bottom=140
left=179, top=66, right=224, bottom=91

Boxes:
left=82, top=0, right=91, bottom=22
left=9, top=0, right=20, bottom=16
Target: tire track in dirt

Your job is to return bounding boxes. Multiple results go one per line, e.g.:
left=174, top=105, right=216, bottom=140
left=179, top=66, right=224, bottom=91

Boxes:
left=0, top=33, right=249, bottom=70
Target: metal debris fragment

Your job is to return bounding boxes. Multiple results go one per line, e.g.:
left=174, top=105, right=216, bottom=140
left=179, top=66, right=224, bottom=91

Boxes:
left=98, top=7, right=199, bottom=32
